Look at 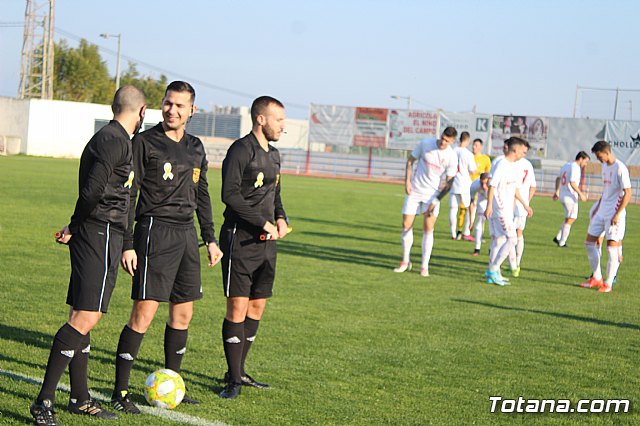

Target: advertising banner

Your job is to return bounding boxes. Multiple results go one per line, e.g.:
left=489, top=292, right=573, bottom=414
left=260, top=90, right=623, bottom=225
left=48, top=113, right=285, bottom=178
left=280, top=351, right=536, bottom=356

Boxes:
left=353, top=107, right=388, bottom=148
left=605, top=121, right=640, bottom=165
left=388, top=109, right=438, bottom=150
left=309, top=104, right=355, bottom=146
left=439, top=111, right=491, bottom=153
left=491, top=115, right=550, bottom=158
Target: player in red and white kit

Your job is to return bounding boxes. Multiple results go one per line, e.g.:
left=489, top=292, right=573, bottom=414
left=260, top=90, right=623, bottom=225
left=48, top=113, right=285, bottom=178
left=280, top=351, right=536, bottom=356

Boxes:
left=552, top=151, right=590, bottom=247
left=508, top=148, right=536, bottom=277
left=484, top=137, right=532, bottom=286
left=579, top=141, right=631, bottom=293
left=394, top=127, right=458, bottom=277
left=449, top=131, right=477, bottom=240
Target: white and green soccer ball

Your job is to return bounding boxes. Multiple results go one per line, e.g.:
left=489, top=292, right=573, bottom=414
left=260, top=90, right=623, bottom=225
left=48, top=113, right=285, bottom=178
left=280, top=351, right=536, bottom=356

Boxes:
left=144, top=368, right=185, bottom=409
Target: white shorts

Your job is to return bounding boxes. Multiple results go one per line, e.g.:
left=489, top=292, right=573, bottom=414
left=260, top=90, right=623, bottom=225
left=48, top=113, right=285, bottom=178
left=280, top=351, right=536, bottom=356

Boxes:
left=587, top=214, right=626, bottom=242
left=402, top=190, right=440, bottom=217
left=561, top=198, right=578, bottom=220
left=475, top=199, right=487, bottom=216
left=450, top=192, right=471, bottom=209
left=489, top=213, right=517, bottom=238
left=513, top=215, right=527, bottom=231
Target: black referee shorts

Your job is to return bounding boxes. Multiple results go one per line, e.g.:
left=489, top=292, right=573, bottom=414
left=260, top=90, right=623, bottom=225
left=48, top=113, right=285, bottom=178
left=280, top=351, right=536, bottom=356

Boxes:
left=219, top=223, right=277, bottom=299
left=131, top=218, right=202, bottom=303
left=66, top=219, right=123, bottom=313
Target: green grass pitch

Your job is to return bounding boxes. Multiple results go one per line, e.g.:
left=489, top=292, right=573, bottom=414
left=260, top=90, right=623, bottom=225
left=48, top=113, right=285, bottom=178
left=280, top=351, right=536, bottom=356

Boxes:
left=0, top=155, right=638, bottom=425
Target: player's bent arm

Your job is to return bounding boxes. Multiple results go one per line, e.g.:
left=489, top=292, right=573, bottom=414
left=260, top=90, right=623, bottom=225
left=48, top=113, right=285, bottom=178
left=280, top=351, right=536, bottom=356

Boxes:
left=515, top=188, right=533, bottom=217
left=485, top=186, right=495, bottom=218
left=121, top=249, right=137, bottom=276
left=405, top=156, right=416, bottom=194
left=612, top=188, right=632, bottom=224
left=529, top=186, right=536, bottom=202
left=436, top=176, right=455, bottom=201
left=569, top=181, right=586, bottom=202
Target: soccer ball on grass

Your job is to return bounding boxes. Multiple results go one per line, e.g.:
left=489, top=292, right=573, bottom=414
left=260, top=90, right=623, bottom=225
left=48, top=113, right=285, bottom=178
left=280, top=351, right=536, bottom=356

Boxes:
left=144, top=368, right=185, bottom=409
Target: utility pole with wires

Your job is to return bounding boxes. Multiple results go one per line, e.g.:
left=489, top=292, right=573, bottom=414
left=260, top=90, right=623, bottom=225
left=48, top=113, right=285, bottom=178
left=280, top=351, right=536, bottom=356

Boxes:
left=19, top=0, right=55, bottom=100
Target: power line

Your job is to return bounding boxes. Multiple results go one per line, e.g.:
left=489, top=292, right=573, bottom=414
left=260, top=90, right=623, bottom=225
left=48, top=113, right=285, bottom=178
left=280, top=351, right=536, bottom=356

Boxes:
left=54, top=27, right=308, bottom=111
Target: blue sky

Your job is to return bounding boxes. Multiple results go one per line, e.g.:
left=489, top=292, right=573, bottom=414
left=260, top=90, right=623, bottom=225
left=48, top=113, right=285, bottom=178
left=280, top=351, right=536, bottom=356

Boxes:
left=1, top=0, right=639, bottom=119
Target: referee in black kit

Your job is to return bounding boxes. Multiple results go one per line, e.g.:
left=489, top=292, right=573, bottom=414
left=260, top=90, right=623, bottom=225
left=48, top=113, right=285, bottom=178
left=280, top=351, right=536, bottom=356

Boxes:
left=219, top=96, right=289, bottom=399
left=110, top=81, right=223, bottom=413
left=30, top=85, right=146, bottom=425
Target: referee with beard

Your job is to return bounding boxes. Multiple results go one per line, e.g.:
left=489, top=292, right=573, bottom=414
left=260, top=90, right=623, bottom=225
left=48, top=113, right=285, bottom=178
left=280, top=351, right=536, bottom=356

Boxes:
left=30, top=85, right=146, bottom=425
left=219, top=96, right=289, bottom=399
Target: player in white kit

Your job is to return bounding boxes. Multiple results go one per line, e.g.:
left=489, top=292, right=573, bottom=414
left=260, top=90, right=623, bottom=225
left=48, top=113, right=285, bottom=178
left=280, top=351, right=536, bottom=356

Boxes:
left=579, top=141, right=631, bottom=293
left=552, top=151, right=590, bottom=247
left=484, top=137, right=532, bottom=286
left=394, top=127, right=458, bottom=277
left=469, top=173, right=490, bottom=256
left=449, top=131, right=477, bottom=240
left=508, top=146, right=536, bottom=277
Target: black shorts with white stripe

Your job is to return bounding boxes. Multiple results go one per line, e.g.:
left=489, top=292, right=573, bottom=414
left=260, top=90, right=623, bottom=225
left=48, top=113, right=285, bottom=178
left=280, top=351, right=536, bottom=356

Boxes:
left=131, top=217, right=202, bottom=303
left=66, top=219, right=123, bottom=313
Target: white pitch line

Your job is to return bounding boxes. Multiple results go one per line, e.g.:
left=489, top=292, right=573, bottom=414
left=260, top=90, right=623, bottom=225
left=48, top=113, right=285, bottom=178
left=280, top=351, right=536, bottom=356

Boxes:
left=0, top=368, right=229, bottom=426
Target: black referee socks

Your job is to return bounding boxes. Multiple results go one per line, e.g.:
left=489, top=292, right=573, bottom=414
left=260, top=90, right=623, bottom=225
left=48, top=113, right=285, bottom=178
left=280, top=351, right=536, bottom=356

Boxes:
left=241, top=317, right=260, bottom=376
left=37, top=323, right=84, bottom=403
left=114, top=325, right=145, bottom=394
left=164, top=324, right=188, bottom=373
left=69, top=331, right=91, bottom=402
left=222, top=319, right=245, bottom=383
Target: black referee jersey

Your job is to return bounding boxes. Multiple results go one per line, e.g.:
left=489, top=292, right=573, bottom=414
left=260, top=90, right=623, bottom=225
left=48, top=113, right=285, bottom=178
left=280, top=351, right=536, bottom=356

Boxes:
left=69, top=120, right=133, bottom=233
left=221, top=132, right=286, bottom=231
left=123, top=123, right=216, bottom=250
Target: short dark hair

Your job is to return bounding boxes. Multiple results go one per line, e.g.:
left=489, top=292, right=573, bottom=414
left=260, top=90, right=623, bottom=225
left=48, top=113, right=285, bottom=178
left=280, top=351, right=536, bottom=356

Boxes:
left=442, top=126, right=458, bottom=138
left=591, top=140, right=610, bottom=154
left=112, top=85, right=145, bottom=114
left=460, top=131, right=470, bottom=142
left=506, top=136, right=528, bottom=152
left=473, top=138, right=483, bottom=145
left=165, top=81, right=195, bottom=103
left=251, top=96, right=285, bottom=124
left=479, top=172, right=490, bottom=181
left=575, top=150, right=590, bottom=161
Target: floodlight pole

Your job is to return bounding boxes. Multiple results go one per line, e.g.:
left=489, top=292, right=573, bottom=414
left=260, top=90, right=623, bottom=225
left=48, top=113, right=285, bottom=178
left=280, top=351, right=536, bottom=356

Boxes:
left=100, top=32, right=122, bottom=91
left=390, top=95, right=412, bottom=111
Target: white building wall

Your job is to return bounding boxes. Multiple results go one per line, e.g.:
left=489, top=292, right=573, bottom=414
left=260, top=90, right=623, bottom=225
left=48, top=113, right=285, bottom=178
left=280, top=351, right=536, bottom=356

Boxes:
left=0, top=97, right=31, bottom=153
left=26, top=99, right=112, bottom=157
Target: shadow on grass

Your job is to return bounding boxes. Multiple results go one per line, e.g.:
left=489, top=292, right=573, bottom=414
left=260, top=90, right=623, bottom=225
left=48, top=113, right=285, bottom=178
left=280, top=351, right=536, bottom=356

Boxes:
left=299, top=231, right=396, bottom=246
left=278, top=240, right=389, bottom=269
left=452, top=299, right=640, bottom=330
left=291, top=216, right=397, bottom=233
left=0, top=323, right=222, bottom=392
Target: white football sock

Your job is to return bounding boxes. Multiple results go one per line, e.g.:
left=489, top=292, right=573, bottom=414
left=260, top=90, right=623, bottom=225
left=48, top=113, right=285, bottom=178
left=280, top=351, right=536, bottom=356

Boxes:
left=401, top=228, right=413, bottom=264
left=422, top=231, right=434, bottom=270
left=605, top=245, right=621, bottom=286
left=559, top=223, right=571, bottom=245
left=584, top=241, right=602, bottom=280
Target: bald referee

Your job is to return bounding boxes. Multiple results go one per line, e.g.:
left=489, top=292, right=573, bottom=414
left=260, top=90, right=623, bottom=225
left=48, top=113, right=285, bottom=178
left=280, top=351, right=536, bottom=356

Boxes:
left=30, top=85, right=146, bottom=425
left=218, top=96, right=289, bottom=399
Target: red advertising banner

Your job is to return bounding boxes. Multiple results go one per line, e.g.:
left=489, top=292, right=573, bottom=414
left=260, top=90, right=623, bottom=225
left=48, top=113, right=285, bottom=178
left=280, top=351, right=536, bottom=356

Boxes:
left=353, top=107, right=388, bottom=148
